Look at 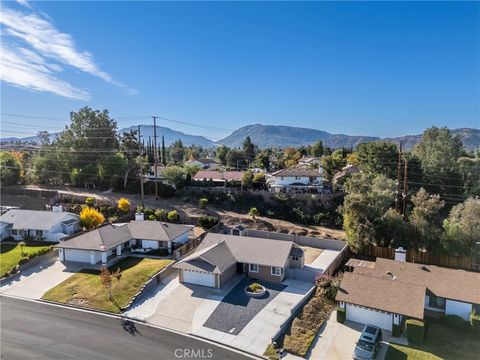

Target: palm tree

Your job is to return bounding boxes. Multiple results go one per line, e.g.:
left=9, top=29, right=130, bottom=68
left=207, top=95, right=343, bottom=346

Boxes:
left=18, top=241, right=26, bottom=257
left=248, top=207, right=259, bottom=221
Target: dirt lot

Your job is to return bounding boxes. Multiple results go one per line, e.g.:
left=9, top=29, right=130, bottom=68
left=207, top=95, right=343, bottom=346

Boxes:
left=14, top=185, right=345, bottom=240
left=300, top=246, right=324, bottom=264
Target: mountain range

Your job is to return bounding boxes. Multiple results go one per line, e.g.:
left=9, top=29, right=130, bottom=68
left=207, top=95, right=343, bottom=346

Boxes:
left=1, top=124, right=479, bottom=151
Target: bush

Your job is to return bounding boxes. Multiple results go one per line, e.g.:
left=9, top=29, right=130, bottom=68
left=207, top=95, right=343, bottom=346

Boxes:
left=198, top=197, right=208, bottom=208
left=405, top=319, right=424, bottom=344
left=444, top=314, right=468, bottom=328
left=155, top=209, right=167, bottom=221
left=158, top=183, right=175, bottom=198
left=336, top=308, right=346, bottom=323
left=85, top=197, right=95, bottom=206
left=392, top=323, right=401, bottom=337
left=197, top=216, right=219, bottom=230
left=117, top=197, right=131, bottom=213
left=471, top=312, right=480, bottom=331
left=247, top=282, right=263, bottom=292
left=146, top=248, right=169, bottom=256
left=167, top=210, right=180, bottom=223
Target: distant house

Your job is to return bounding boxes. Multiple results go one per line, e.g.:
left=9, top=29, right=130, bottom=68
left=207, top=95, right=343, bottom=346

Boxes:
left=298, top=156, right=323, bottom=167
left=173, top=232, right=305, bottom=288
left=336, top=255, right=480, bottom=331
left=333, top=164, right=360, bottom=186
left=185, top=159, right=219, bottom=169
left=267, top=165, right=323, bottom=193
left=0, top=209, right=80, bottom=242
left=56, top=216, right=192, bottom=265
left=192, top=170, right=245, bottom=186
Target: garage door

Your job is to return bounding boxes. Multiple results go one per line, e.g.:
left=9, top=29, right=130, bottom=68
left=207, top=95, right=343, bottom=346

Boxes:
left=182, top=270, right=215, bottom=287
left=64, top=249, right=91, bottom=263
left=346, top=303, right=393, bottom=331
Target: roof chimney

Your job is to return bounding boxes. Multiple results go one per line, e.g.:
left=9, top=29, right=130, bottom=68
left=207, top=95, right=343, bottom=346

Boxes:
left=135, top=213, right=144, bottom=221
left=394, top=247, right=407, bottom=262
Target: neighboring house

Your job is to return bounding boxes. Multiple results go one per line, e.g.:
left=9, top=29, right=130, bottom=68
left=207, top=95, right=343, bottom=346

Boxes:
left=267, top=165, right=323, bottom=194
left=336, top=255, right=480, bottom=331
left=192, top=170, right=244, bottom=186
left=185, top=159, right=219, bottom=169
left=56, top=217, right=192, bottom=265
left=0, top=209, right=80, bottom=242
left=333, top=164, right=360, bottom=186
left=173, top=231, right=305, bottom=288
left=298, top=156, right=323, bottom=167
left=145, top=165, right=166, bottom=181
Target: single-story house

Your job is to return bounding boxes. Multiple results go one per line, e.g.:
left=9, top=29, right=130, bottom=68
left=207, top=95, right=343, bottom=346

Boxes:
left=0, top=209, right=80, bottom=242
left=56, top=219, right=191, bottom=265
left=185, top=159, right=219, bottom=169
left=267, top=165, right=324, bottom=194
left=336, top=257, right=480, bottom=331
left=192, top=170, right=245, bottom=185
left=173, top=232, right=305, bottom=288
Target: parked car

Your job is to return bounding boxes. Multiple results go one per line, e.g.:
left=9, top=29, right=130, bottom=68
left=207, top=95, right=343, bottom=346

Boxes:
left=353, top=324, right=383, bottom=360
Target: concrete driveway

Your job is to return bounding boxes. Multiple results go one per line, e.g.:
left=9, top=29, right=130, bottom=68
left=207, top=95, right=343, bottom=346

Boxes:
left=0, top=260, right=81, bottom=299
left=304, top=313, right=404, bottom=360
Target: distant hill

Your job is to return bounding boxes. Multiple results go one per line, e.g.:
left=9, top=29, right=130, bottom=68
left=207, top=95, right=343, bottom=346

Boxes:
left=217, top=124, right=480, bottom=151
left=217, top=124, right=381, bottom=149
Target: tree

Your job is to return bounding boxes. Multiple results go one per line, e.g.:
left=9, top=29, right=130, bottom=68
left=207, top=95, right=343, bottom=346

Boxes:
left=161, top=166, right=185, bottom=189
left=356, top=142, right=398, bottom=179
left=413, top=127, right=464, bottom=197
left=346, top=153, right=359, bottom=166
left=80, top=207, right=105, bottom=230
left=117, top=198, right=131, bottom=213
left=161, top=135, right=167, bottom=166
left=253, top=173, right=266, bottom=189
left=340, top=173, right=396, bottom=251
left=457, top=157, right=480, bottom=197
left=199, top=198, right=208, bottom=209
left=409, top=188, right=445, bottom=252
left=155, top=208, right=167, bottom=221
left=226, top=149, right=246, bottom=169
left=119, top=129, right=140, bottom=189
left=283, top=147, right=301, bottom=167
left=169, top=140, right=185, bottom=164
left=18, top=241, right=26, bottom=257
left=36, top=130, right=51, bottom=146
left=242, top=136, right=256, bottom=164
left=215, top=145, right=230, bottom=166
left=375, top=209, right=412, bottom=249
left=85, top=197, right=95, bottom=206
left=100, top=266, right=113, bottom=300
left=442, top=198, right=480, bottom=257
left=167, top=210, right=180, bottom=223
left=310, top=140, right=324, bottom=157
left=248, top=207, right=259, bottom=220
left=0, top=151, right=21, bottom=185
left=254, top=149, right=272, bottom=171
left=241, top=170, right=254, bottom=189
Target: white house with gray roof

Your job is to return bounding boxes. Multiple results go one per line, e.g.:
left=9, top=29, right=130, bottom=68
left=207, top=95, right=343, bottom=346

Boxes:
left=268, top=164, right=323, bottom=194
left=0, top=209, right=80, bottom=242
left=56, top=219, right=192, bottom=265
left=173, top=232, right=305, bottom=288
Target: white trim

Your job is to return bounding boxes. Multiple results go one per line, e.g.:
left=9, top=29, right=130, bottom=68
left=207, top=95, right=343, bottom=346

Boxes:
left=249, top=263, right=259, bottom=273
left=271, top=266, right=282, bottom=276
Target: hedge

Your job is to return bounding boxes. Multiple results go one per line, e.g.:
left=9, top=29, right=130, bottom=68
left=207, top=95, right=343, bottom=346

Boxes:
left=471, top=312, right=480, bottom=331
left=392, top=323, right=401, bottom=337
left=444, top=314, right=468, bottom=328
left=405, top=319, right=424, bottom=344
left=336, top=308, right=346, bottom=323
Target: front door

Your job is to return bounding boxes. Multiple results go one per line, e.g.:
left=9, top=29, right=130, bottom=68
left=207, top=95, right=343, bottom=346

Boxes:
left=236, top=262, right=244, bottom=274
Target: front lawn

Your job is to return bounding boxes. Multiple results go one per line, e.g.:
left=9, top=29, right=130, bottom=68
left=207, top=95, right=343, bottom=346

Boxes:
left=1, top=242, right=52, bottom=277
left=42, top=257, right=172, bottom=313
left=385, top=320, right=480, bottom=360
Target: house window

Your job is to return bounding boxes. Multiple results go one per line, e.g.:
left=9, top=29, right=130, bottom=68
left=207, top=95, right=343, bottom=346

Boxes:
left=11, top=230, right=18, bottom=235
left=428, top=294, right=446, bottom=309
left=292, top=256, right=299, bottom=261
left=281, top=176, right=284, bottom=181
left=271, top=267, right=282, bottom=276
left=249, top=264, right=259, bottom=273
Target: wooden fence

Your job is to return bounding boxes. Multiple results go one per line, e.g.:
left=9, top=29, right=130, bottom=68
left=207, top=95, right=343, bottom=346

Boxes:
left=358, top=245, right=479, bottom=271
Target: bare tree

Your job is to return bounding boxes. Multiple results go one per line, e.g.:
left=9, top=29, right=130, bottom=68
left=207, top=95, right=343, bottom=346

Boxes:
left=100, top=266, right=113, bottom=300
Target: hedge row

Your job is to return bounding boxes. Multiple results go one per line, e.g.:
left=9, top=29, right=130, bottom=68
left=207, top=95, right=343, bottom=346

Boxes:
left=405, top=319, right=424, bottom=344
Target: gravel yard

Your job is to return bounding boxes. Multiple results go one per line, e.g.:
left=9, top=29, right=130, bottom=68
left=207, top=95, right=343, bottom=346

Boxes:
left=203, top=279, right=286, bottom=335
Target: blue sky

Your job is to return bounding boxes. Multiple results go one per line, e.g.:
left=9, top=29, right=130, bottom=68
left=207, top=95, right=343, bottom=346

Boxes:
left=1, top=1, right=479, bottom=140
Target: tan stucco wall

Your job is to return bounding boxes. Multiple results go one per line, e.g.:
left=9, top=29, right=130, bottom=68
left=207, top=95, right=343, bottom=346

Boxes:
left=246, top=264, right=285, bottom=283
left=219, top=263, right=237, bottom=287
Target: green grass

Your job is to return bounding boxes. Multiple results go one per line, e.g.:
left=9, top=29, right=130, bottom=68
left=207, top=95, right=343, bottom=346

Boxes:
left=385, top=320, right=480, bottom=360
left=1, top=242, right=52, bottom=277
left=42, top=257, right=172, bottom=313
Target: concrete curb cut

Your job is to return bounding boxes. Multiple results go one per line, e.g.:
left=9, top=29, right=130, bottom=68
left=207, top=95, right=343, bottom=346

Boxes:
left=2, top=294, right=264, bottom=360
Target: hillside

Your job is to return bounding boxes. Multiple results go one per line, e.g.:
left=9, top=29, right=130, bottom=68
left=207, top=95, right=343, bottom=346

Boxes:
left=217, top=124, right=380, bottom=149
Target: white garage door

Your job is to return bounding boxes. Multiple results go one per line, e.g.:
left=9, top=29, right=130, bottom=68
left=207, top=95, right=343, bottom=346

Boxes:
left=346, top=303, right=393, bottom=331
left=64, top=249, right=91, bottom=263
left=182, top=270, right=215, bottom=287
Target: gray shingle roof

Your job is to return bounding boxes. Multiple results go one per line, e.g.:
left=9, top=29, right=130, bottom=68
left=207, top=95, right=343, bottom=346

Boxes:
left=0, top=210, right=79, bottom=231
left=56, top=221, right=190, bottom=251
left=175, top=241, right=237, bottom=274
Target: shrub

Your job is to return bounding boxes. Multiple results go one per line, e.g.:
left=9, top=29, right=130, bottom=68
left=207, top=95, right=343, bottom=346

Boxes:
left=197, top=216, right=219, bottom=230
left=147, top=214, right=156, bottom=221
left=405, top=319, right=424, bottom=344
left=248, top=207, right=259, bottom=220
left=80, top=207, right=105, bottom=230
left=158, top=183, right=175, bottom=198
left=392, top=323, right=401, bottom=337
left=167, top=210, right=180, bottom=223
left=248, top=283, right=263, bottom=292
left=155, top=209, right=167, bottom=221
left=85, top=197, right=95, bottom=206
left=471, top=312, right=480, bottom=331
left=336, top=308, right=346, bottom=323
left=117, top=197, right=131, bottom=213
left=198, top=197, right=208, bottom=209
left=444, top=314, right=468, bottom=328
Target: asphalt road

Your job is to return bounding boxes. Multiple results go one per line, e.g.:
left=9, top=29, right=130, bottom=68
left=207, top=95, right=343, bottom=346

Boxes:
left=0, top=296, right=255, bottom=360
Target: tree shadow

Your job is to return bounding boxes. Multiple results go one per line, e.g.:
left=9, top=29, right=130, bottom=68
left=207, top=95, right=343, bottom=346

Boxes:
left=120, top=318, right=142, bottom=336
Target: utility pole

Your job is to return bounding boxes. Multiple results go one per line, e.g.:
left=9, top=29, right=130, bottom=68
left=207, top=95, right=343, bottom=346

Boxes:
left=152, top=116, right=159, bottom=200
left=402, top=158, right=408, bottom=221
left=138, top=125, right=145, bottom=207
left=395, top=141, right=403, bottom=213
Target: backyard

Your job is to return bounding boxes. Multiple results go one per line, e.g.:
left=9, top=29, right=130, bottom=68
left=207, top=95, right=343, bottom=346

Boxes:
left=42, top=257, right=172, bottom=313
left=1, top=242, right=52, bottom=277
left=385, top=320, right=480, bottom=360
